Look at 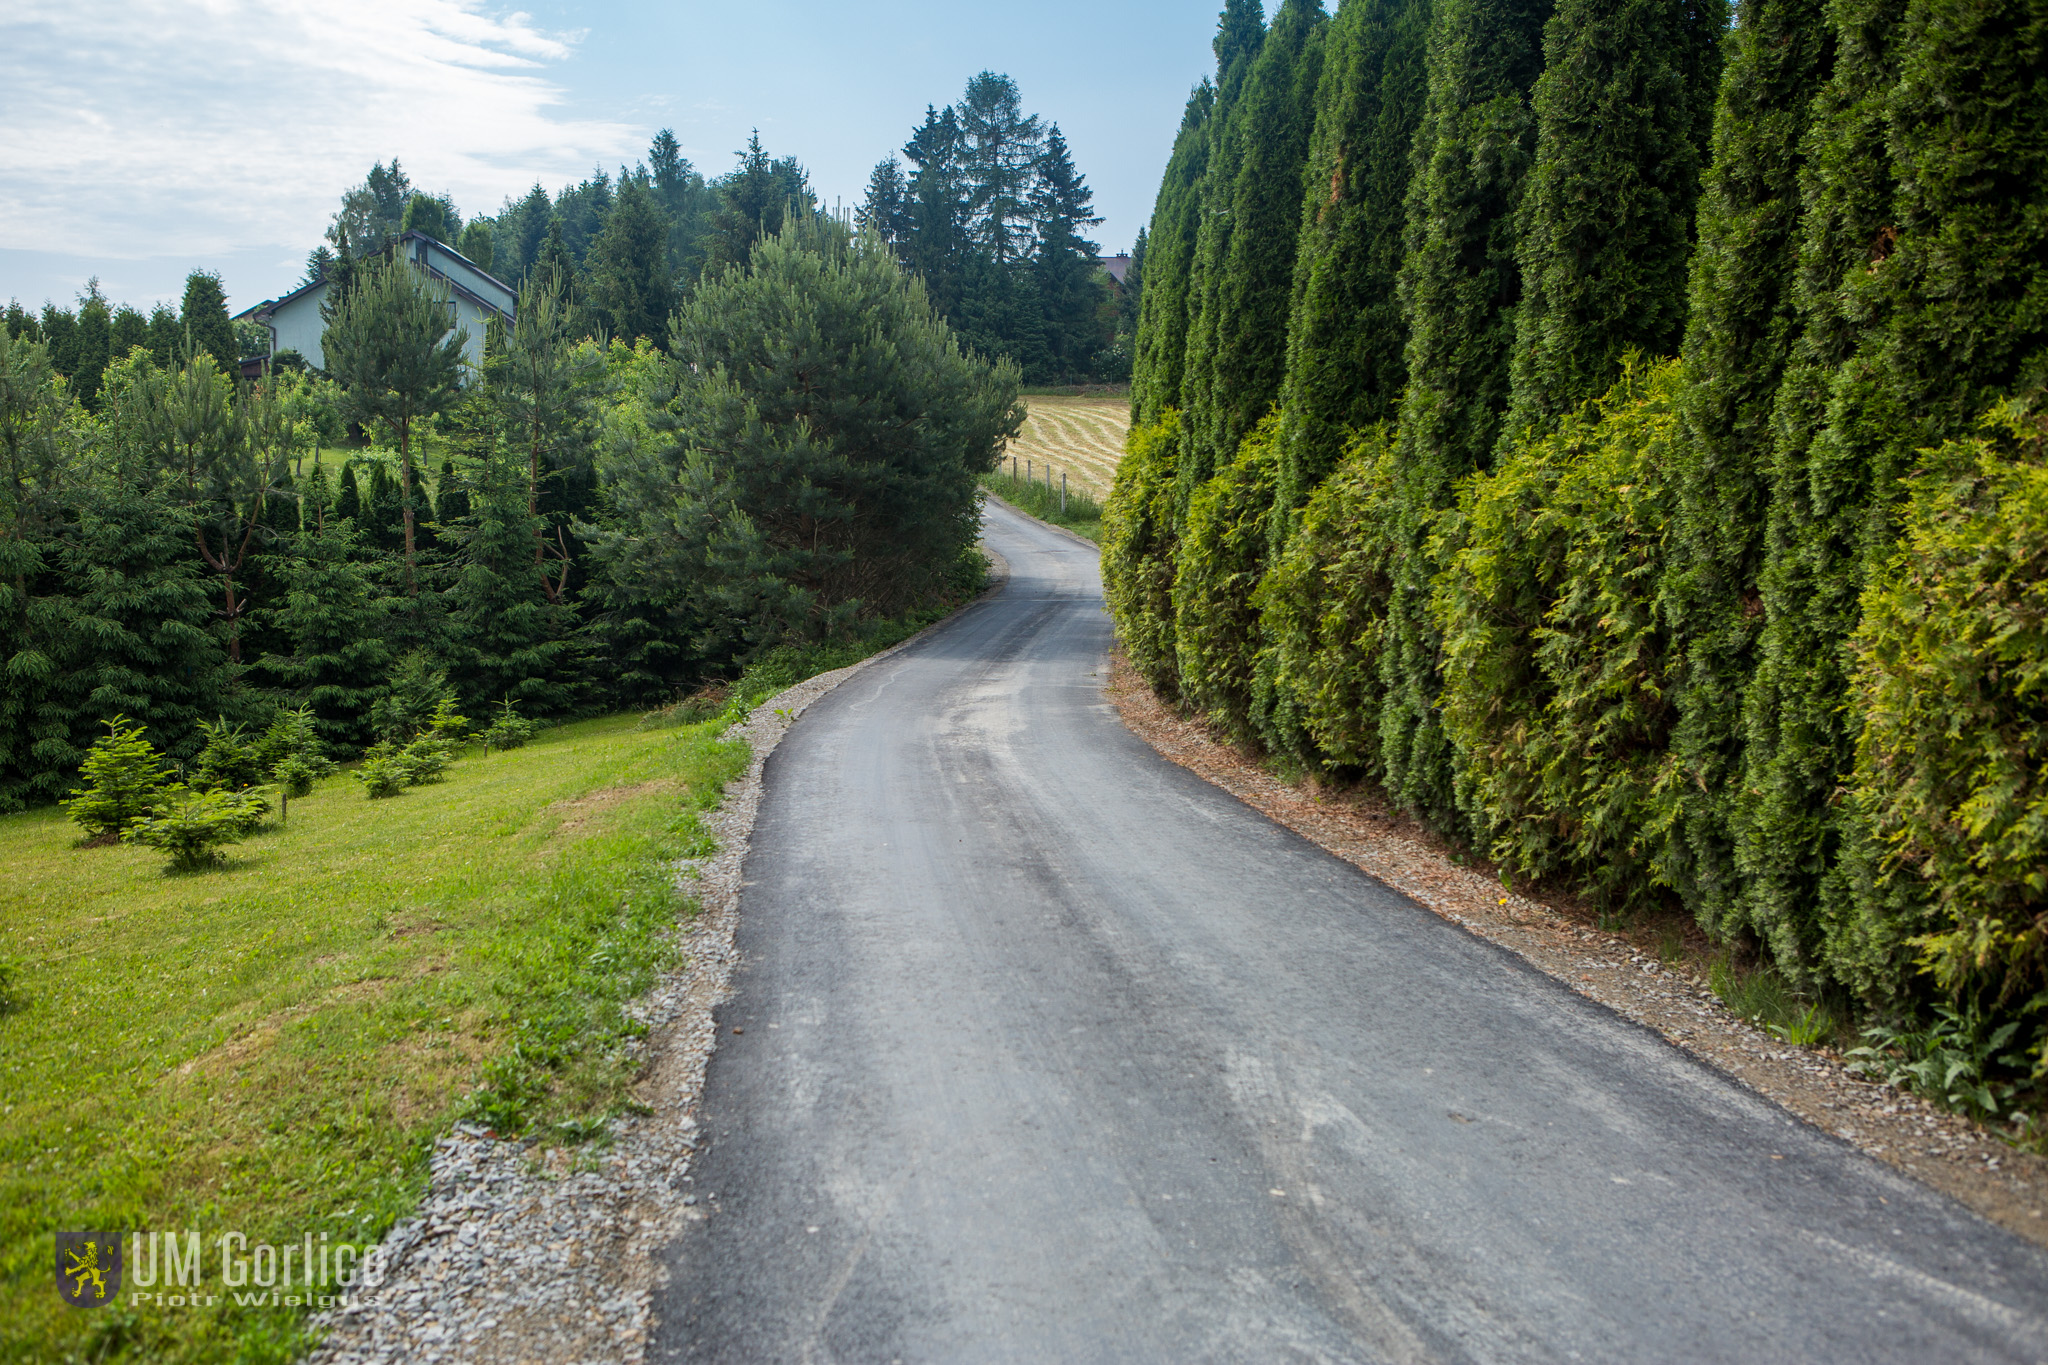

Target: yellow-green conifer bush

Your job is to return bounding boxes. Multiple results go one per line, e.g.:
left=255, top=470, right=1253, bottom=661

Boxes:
left=1433, top=358, right=1684, bottom=907
left=1843, top=403, right=2048, bottom=1063
left=1101, top=411, right=1186, bottom=699
left=1251, top=426, right=1401, bottom=775
left=1172, top=417, right=1280, bottom=744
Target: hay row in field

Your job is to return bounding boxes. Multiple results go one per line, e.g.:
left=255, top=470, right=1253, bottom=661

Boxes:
left=1003, top=396, right=1129, bottom=499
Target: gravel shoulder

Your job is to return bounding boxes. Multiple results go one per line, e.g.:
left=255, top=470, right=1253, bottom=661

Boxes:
left=305, top=552, right=1009, bottom=1365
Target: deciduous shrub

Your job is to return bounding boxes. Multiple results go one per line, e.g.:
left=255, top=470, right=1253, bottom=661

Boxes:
left=1251, top=425, right=1400, bottom=774
left=1432, top=357, right=1682, bottom=907
left=62, top=716, right=170, bottom=839
left=1845, top=401, right=2048, bottom=1071
left=1101, top=410, right=1185, bottom=697
left=123, top=785, right=269, bottom=870
left=1173, top=416, right=1279, bottom=744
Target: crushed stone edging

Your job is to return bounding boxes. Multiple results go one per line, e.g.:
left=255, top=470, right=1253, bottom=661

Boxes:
left=306, top=549, right=1008, bottom=1365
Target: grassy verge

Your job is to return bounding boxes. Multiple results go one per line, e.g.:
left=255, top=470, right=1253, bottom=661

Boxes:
left=1, top=715, right=745, bottom=1363
left=980, top=474, right=1103, bottom=542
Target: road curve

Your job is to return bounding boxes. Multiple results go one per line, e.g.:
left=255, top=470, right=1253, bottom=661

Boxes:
left=651, top=500, right=2048, bottom=1364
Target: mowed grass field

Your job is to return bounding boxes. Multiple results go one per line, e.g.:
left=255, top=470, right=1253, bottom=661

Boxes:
left=1000, top=394, right=1131, bottom=501
left=0, top=716, right=745, bottom=1363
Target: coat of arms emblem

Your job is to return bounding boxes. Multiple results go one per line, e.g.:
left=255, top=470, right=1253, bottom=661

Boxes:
left=56, top=1231, right=121, bottom=1307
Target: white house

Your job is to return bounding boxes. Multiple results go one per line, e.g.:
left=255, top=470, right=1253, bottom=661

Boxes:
left=238, top=231, right=516, bottom=373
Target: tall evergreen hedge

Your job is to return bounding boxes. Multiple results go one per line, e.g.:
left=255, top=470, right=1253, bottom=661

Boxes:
left=1378, top=0, right=1554, bottom=832
left=1271, top=0, right=1433, bottom=541
left=1498, top=0, right=1724, bottom=444
left=1662, top=0, right=1837, bottom=928
left=1182, top=0, right=1329, bottom=500
left=1130, top=83, right=1215, bottom=430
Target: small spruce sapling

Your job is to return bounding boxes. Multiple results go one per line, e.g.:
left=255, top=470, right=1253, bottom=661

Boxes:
left=63, top=716, right=172, bottom=841
left=191, top=719, right=264, bottom=793
left=123, top=786, right=271, bottom=871
left=481, top=697, right=539, bottom=751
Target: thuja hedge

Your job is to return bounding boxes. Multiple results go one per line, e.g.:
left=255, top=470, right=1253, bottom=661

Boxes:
left=1113, top=365, right=2048, bottom=1070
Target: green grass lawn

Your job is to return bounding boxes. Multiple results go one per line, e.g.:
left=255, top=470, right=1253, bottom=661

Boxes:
left=0, top=715, right=746, bottom=1363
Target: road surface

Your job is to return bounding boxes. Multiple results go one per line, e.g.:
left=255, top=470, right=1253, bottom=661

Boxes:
left=651, top=499, right=2048, bottom=1363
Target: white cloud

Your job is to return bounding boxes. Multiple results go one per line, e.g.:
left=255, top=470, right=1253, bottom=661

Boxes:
left=0, top=0, right=641, bottom=260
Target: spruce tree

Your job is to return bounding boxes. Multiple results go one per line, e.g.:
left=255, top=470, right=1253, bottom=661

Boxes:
left=111, top=304, right=148, bottom=362
left=446, top=462, right=576, bottom=714
left=436, top=460, right=470, bottom=523
left=73, top=281, right=113, bottom=412
left=1272, top=0, right=1433, bottom=538
left=1031, top=125, right=1108, bottom=381
left=859, top=157, right=909, bottom=246
left=1498, top=0, right=1725, bottom=446
left=180, top=270, right=236, bottom=373
left=147, top=304, right=180, bottom=367
left=1660, top=0, right=1836, bottom=928
left=1130, top=80, right=1215, bottom=427
left=959, top=72, right=1044, bottom=267
left=261, top=522, right=397, bottom=752
left=1379, top=0, right=1553, bottom=831
left=900, top=106, right=975, bottom=317
left=366, top=461, right=404, bottom=553
left=585, top=176, right=676, bottom=345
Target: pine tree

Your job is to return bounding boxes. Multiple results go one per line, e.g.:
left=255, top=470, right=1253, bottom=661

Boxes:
left=180, top=271, right=236, bottom=373
left=1379, top=0, right=1554, bottom=831
left=1660, top=0, right=1836, bottom=928
left=1498, top=0, right=1725, bottom=446
left=1131, top=81, right=1216, bottom=427
left=321, top=253, right=468, bottom=590
left=585, top=175, right=676, bottom=345
left=1272, top=0, right=1433, bottom=538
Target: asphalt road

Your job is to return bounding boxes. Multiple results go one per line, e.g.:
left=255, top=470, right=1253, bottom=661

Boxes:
left=651, top=500, right=2048, bottom=1364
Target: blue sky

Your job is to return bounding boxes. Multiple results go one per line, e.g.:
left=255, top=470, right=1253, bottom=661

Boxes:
left=0, top=1, right=1262, bottom=317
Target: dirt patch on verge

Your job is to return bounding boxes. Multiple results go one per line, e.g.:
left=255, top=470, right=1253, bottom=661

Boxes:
left=543, top=779, right=680, bottom=837
left=1105, top=646, right=2048, bottom=1249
